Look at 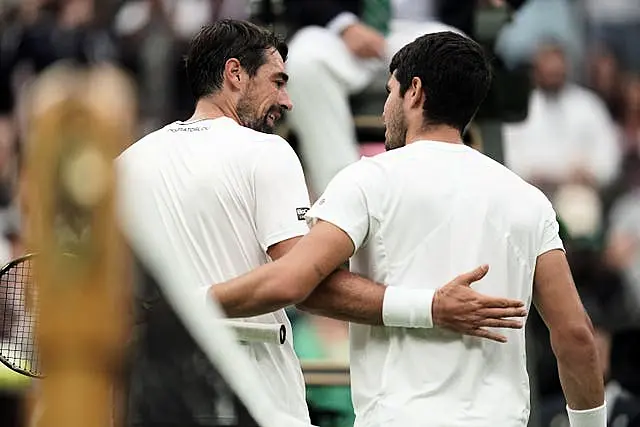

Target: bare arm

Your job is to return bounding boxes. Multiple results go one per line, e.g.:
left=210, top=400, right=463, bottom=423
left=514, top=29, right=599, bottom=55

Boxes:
left=534, top=249, right=604, bottom=410
left=299, top=263, right=526, bottom=341
left=296, top=268, right=385, bottom=324
left=212, top=220, right=526, bottom=341
left=210, top=221, right=354, bottom=318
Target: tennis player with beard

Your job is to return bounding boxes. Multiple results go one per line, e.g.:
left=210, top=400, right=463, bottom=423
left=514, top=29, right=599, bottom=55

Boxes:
left=212, top=32, right=606, bottom=427
left=118, top=20, right=529, bottom=427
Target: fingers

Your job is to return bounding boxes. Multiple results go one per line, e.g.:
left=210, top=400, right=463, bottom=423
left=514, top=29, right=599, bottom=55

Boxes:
left=477, top=318, right=524, bottom=329
left=469, top=328, right=507, bottom=343
left=481, top=297, right=525, bottom=309
left=457, top=264, right=489, bottom=287
left=481, top=307, right=528, bottom=319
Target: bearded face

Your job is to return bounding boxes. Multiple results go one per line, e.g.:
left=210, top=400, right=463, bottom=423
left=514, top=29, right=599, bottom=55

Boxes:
left=383, top=76, right=408, bottom=151
left=384, top=101, right=408, bottom=151
left=235, top=50, right=291, bottom=134
left=237, top=89, right=285, bottom=134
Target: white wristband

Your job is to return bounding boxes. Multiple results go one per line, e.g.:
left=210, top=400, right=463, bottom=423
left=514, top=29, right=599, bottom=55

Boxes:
left=566, top=403, right=606, bottom=427
left=382, top=287, right=435, bottom=328
left=326, top=12, right=359, bottom=35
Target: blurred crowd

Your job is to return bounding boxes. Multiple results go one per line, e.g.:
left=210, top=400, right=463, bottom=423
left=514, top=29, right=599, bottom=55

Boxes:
left=1, top=1, right=640, bottom=427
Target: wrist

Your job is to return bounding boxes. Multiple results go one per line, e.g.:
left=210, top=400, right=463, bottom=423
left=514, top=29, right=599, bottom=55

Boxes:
left=382, top=287, right=435, bottom=328
left=566, top=402, right=606, bottom=427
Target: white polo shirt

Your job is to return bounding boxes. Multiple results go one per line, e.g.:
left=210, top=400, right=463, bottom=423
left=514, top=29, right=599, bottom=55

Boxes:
left=117, top=117, right=311, bottom=424
left=307, top=140, right=564, bottom=427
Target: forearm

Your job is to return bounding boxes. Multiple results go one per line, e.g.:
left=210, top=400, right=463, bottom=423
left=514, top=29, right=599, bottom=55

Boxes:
left=297, top=269, right=385, bottom=324
left=552, top=327, right=605, bottom=410
left=298, top=269, right=435, bottom=327
left=210, top=264, right=304, bottom=318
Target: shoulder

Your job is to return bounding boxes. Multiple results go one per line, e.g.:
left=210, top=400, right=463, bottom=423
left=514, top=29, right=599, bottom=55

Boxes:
left=506, top=169, right=553, bottom=213
left=117, top=128, right=165, bottom=164
left=351, top=148, right=412, bottom=178
left=333, top=156, right=385, bottom=187
left=242, top=132, right=304, bottom=182
left=255, top=132, right=296, bottom=155
left=471, top=149, right=552, bottom=210
left=249, top=132, right=301, bottom=166
left=232, top=125, right=296, bottom=156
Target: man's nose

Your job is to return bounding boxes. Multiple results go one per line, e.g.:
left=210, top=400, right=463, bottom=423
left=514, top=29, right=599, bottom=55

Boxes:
left=279, top=90, right=293, bottom=111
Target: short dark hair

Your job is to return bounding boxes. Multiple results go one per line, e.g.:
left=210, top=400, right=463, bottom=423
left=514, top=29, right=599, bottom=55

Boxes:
left=185, top=19, right=288, bottom=100
left=389, top=31, right=492, bottom=133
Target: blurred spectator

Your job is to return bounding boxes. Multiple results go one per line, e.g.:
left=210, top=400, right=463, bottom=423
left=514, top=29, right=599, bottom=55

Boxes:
left=282, top=0, right=524, bottom=197
left=604, top=155, right=640, bottom=325
left=619, top=75, right=640, bottom=158
left=114, top=0, right=248, bottom=41
left=584, top=0, right=640, bottom=73
left=113, top=0, right=250, bottom=131
left=504, top=41, right=621, bottom=196
left=0, top=0, right=119, bottom=118
left=586, top=49, right=624, bottom=121
left=495, top=0, right=585, bottom=74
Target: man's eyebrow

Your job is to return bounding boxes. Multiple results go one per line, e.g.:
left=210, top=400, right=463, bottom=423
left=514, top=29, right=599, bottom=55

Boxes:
left=385, top=84, right=391, bottom=93
left=275, top=72, right=289, bottom=82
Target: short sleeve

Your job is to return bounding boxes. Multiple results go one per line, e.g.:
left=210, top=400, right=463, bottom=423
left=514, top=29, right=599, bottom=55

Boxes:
left=539, top=198, right=565, bottom=256
left=253, top=137, right=311, bottom=251
left=306, top=161, right=373, bottom=254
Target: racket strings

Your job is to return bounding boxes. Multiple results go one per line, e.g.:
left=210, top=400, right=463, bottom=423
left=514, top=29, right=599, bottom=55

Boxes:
left=0, top=258, right=40, bottom=376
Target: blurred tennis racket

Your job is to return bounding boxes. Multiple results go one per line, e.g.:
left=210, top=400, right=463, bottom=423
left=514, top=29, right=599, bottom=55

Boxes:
left=0, top=253, right=40, bottom=378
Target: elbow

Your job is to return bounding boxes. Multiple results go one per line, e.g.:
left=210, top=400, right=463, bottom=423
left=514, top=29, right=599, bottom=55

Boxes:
left=295, top=299, right=317, bottom=314
left=273, top=285, right=308, bottom=308
left=550, top=320, right=598, bottom=365
left=264, top=276, right=310, bottom=308
left=295, top=301, right=310, bottom=312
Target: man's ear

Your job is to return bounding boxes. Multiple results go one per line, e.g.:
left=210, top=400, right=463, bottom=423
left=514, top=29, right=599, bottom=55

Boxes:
left=224, top=58, right=244, bottom=89
left=409, top=77, right=423, bottom=109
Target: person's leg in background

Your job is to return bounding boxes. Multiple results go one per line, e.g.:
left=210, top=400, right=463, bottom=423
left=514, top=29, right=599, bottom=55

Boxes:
left=285, top=27, right=380, bottom=198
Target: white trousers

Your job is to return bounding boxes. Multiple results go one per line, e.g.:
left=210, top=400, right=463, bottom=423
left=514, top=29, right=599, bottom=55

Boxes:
left=285, top=20, right=462, bottom=197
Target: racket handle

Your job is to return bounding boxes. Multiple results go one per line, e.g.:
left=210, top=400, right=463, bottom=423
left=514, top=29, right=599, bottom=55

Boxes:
left=221, top=321, right=286, bottom=345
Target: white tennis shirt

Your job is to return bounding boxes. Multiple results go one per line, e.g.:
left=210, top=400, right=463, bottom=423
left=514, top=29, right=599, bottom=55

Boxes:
left=306, top=140, right=564, bottom=427
left=116, top=117, right=311, bottom=424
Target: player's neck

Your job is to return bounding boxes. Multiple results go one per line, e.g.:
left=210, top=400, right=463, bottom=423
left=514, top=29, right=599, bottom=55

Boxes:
left=405, top=124, right=463, bottom=146
left=189, top=96, right=242, bottom=125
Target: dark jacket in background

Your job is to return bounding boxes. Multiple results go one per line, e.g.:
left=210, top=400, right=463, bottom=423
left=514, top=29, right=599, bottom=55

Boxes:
left=0, top=10, right=117, bottom=115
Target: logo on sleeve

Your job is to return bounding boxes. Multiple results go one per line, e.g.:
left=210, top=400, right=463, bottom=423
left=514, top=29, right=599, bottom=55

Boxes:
left=296, top=207, right=310, bottom=221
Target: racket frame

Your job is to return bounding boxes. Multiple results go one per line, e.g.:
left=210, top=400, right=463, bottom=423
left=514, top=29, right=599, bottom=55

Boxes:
left=0, top=253, right=41, bottom=378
